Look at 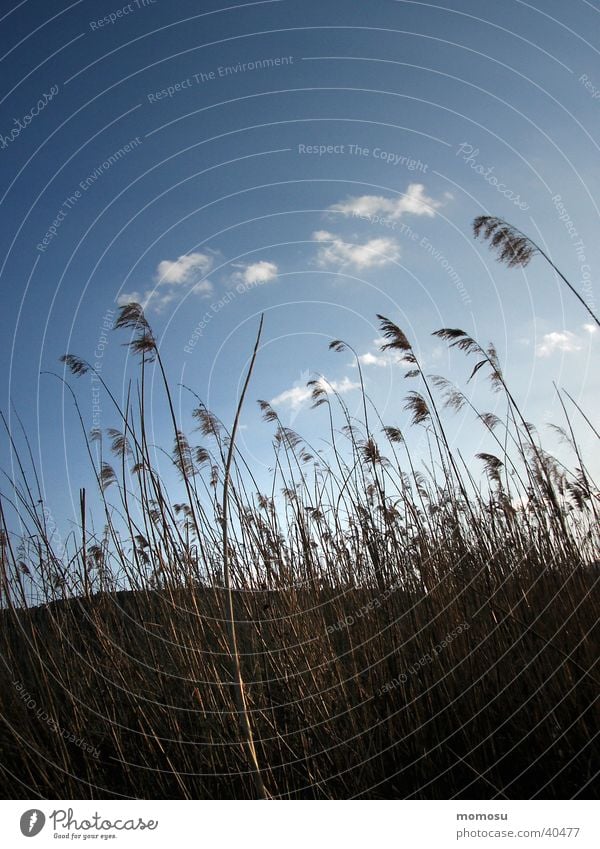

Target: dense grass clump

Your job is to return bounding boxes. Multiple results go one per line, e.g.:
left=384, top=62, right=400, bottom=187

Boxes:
left=0, top=307, right=598, bottom=799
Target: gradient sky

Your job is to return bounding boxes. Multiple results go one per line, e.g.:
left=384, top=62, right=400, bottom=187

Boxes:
left=1, top=0, right=598, bottom=531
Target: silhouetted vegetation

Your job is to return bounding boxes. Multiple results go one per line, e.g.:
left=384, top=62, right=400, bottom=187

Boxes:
left=1, top=222, right=598, bottom=798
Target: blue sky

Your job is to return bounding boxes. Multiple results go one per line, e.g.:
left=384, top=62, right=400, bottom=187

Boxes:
left=1, top=0, right=599, bottom=527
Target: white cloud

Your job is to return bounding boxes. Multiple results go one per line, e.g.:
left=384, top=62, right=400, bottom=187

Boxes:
left=350, top=337, right=411, bottom=369
left=270, top=375, right=359, bottom=411
left=269, top=385, right=313, bottom=410
left=155, top=252, right=213, bottom=285
left=583, top=323, right=597, bottom=334
left=233, top=260, right=278, bottom=287
left=117, top=289, right=177, bottom=314
left=312, top=230, right=400, bottom=269
left=191, top=280, right=214, bottom=296
left=117, top=290, right=143, bottom=308
left=117, top=252, right=215, bottom=313
left=429, top=344, right=444, bottom=363
left=358, top=351, right=389, bottom=367
left=330, top=183, right=446, bottom=220
left=535, top=331, right=582, bottom=358
left=118, top=280, right=213, bottom=314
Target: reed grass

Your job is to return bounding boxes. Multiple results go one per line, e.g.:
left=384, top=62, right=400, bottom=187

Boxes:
left=0, top=250, right=598, bottom=799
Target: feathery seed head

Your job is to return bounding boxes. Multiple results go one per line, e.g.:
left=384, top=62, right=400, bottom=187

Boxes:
left=473, top=216, right=536, bottom=268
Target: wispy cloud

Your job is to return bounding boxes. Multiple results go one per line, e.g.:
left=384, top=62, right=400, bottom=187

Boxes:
left=329, top=183, right=447, bottom=220
left=118, top=251, right=214, bottom=313
left=270, top=375, right=359, bottom=411
left=312, top=230, right=400, bottom=269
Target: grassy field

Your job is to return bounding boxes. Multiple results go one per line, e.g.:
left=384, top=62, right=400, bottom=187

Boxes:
left=1, top=284, right=598, bottom=798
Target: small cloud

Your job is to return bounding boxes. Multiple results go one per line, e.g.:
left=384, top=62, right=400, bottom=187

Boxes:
left=191, top=280, right=214, bottom=297
left=118, top=280, right=213, bottom=314
left=117, top=290, right=143, bottom=308
left=583, top=323, right=597, bottom=334
left=358, top=351, right=389, bottom=367
left=270, top=384, right=313, bottom=410
left=330, top=183, right=446, bottom=220
left=155, top=252, right=213, bottom=285
left=312, top=231, right=400, bottom=269
left=354, top=337, right=410, bottom=368
left=270, top=375, right=359, bottom=411
left=327, top=376, right=360, bottom=394
left=117, top=289, right=177, bottom=314
left=118, top=252, right=215, bottom=314
left=535, top=330, right=582, bottom=358
left=232, top=260, right=278, bottom=287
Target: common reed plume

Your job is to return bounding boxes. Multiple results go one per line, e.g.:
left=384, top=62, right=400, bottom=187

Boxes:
left=473, top=215, right=599, bottom=328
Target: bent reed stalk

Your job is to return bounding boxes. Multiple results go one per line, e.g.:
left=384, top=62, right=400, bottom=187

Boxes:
left=221, top=314, right=270, bottom=799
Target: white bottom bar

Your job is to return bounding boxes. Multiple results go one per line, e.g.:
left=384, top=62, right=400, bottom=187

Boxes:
left=0, top=800, right=597, bottom=848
